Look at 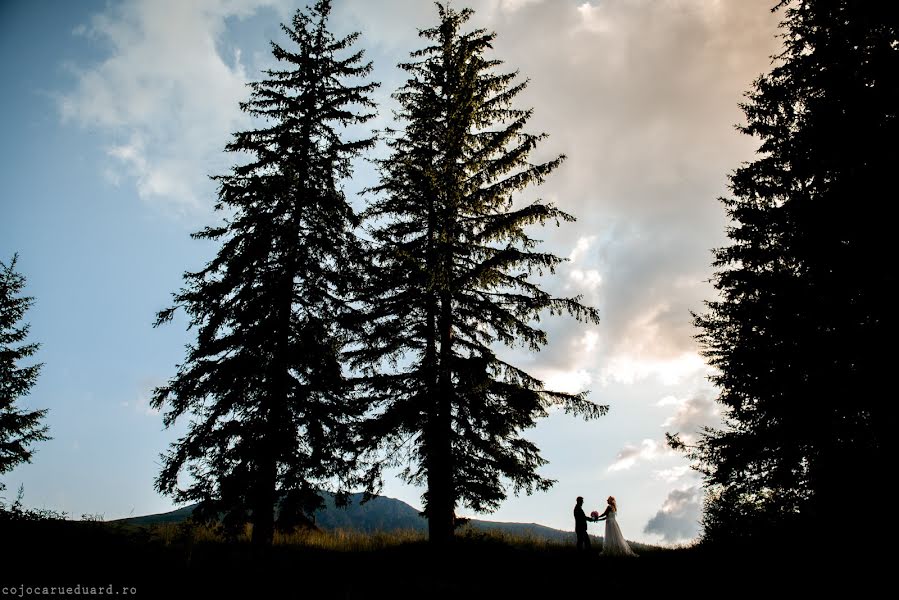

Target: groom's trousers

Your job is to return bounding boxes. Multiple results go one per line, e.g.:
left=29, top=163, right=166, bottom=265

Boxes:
left=576, top=529, right=591, bottom=551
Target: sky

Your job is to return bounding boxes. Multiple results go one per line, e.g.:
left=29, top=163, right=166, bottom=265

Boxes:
left=0, top=0, right=782, bottom=545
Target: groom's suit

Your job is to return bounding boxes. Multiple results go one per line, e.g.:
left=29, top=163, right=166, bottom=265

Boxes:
left=574, top=503, right=591, bottom=551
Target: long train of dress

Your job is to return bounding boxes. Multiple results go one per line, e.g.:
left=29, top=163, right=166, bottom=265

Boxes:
left=601, top=510, right=638, bottom=557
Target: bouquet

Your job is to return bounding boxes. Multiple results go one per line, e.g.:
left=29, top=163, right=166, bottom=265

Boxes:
left=590, top=510, right=600, bottom=519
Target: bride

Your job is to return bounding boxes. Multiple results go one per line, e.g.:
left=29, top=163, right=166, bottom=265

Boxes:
left=594, top=496, right=638, bottom=557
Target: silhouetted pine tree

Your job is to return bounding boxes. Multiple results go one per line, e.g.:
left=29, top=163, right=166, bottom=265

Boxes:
left=676, top=0, right=898, bottom=545
left=352, top=3, right=604, bottom=545
left=152, top=0, right=377, bottom=547
left=0, top=255, right=49, bottom=491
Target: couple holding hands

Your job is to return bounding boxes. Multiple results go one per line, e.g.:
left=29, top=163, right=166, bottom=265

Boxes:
left=574, top=495, right=638, bottom=557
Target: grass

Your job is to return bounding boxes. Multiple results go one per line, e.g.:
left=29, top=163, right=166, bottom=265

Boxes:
left=147, top=519, right=671, bottom=553
left=150, top=520, right=430, bottom=551
left=1, top=516, right=886, bottom=598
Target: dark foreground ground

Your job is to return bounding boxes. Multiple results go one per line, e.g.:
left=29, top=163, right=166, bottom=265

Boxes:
left=1, top=520, right=888, bottom=598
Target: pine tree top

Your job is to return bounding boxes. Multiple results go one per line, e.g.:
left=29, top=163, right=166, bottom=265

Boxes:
left=0, top=254, right=49, bottom=477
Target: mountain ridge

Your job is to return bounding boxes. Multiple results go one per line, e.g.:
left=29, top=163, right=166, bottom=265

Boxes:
left=113, top=492, right=599, bottom=544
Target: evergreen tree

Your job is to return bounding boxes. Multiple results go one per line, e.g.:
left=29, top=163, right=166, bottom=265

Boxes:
left=676, top=0, right=898, bottom=544
left=0, top=254, right=49, bottom=491
left=152, top=0, right=377, bottom=547
left=352, top=4, right=604, bottom=545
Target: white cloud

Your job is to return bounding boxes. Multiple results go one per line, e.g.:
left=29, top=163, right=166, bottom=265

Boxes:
left=643, top=485, right=702, bottom=543
left=494, top=0, right=546, bottom=13
left=652, top=465, right=692, bottom=483
left=470, top=0, right=781, bottom=403
left=589, top=300, right=711, bottom=385
left=540, top=368, right=593, bottom=396
left=576, top=2, right=612, bottom=33
left=600, top=351, right=707, bottom=386
left=568, top=235, right=597, bottom=263
left=660, top=391, right=719, bottom=440
left=60, top=0, right=289, bottom=217
left=655, top=394, right=681, bottom=407
left=608, top=387, right=720, bottom=476
left=567, top=268, right=603, bottom=292
left=607, top=438, right=674, bottom=471
left=580, top=330, right=599, bottom=354
left=607, top=385, right=719, bottom=478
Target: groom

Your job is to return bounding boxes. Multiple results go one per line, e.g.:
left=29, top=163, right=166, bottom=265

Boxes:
left=574, top=496, right=594, bottom=551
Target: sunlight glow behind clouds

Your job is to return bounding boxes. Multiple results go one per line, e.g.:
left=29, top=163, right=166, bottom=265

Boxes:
left=567, top=268, right=603, bottom=292
left=576, top=2, right=612, bottom=33
left=567, top=235, right=596, bottom=263
left=600, top=351, right=706, bottom=386
left=540, top=368, right=593, bottom=396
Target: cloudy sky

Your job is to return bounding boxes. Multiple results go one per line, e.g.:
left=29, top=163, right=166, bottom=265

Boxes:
left=0, top=0, right=782, bottom=544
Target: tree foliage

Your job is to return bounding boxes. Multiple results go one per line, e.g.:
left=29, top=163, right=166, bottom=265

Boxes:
left=152, top=0, right=377, bottom=546
left=0, top=254, right=49, bottom=491
left=352, top=3, right=604, bottom=544
left=679, top=0, right=898, bottom=544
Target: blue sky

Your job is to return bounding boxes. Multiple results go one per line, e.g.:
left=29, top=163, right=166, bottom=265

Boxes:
left=0, top=0, right=781, bottom=544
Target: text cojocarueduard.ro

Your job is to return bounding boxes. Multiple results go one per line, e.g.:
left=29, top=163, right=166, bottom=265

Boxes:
left=3, top=584, right=137, bottom=597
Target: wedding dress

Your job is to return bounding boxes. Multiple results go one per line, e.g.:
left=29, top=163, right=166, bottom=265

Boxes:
left=601, top=510, right=638, bottom=557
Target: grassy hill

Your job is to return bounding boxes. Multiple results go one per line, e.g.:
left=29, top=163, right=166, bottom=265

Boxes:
left=114, top=491, right=605, bottom=545
left=16, top=491, right=876, bottom=596
left=3, top=513, right=877, bottom=598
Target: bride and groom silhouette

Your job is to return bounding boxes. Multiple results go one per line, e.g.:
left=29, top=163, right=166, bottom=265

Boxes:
left=574, top=496, right=638, bottom=557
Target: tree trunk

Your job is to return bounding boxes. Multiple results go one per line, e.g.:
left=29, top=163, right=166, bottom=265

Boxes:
left=253, top=268, right=294, bottom=549
left=251, top=455, right=277, bottom=548
left=427, top=289, right=455, bottom=546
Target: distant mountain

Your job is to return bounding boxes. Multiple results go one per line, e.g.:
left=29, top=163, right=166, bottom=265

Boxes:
left=119, top=504, right=198, bottom=526
left=114, top=492, right=593, bottom=544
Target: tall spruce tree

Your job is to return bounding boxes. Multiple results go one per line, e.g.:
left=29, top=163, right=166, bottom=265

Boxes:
left=352, top=4, right=604, bottom=545
left=676, top=0, right=898, bottom=544
left=152, top=0, right=377, bottom=547
left=0, top=254, right=49, bottom=491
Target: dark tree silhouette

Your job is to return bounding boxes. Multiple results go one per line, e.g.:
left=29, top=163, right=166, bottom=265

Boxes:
left=152, top=0, right=377, bottom=547
left=0, top=254, right=49, bottom=490
left=674, top=0, right=898, bottom=544
left=351, top=3, right=604, bottom=546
